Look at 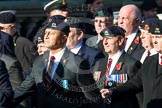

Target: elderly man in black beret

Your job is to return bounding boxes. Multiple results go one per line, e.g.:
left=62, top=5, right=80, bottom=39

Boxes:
left=93, top=25, right=141, bottom=108
left=133, top=18, right=159, bottom=63
left=100, top=20, right=162, bottom=108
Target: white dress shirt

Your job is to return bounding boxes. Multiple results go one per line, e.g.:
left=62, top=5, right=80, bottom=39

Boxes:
left=159, top=53, right=162, bottom=65
left=125, top=29, right=138, bottom=52
left=48, top=47, right=66, bottom=79
left=108, top=50, right=124, bottom=75
left=70, top=41, right=83, bottom=54
left=140, top=48, right=157, bottom=63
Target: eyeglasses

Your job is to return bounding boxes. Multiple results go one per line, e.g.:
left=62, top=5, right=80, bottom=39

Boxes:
left=94, top=19, right=107, bottom=23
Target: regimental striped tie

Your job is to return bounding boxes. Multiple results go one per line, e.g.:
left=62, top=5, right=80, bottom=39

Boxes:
left=107, top=58, right=113, bottom=72
left=44, top=56, right=55, bottom=88
left=147, top=50, right=151, bottom=56
left=105, top=58, right=113, bottom=86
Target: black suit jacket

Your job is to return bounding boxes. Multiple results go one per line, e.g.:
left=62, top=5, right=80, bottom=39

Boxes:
left=131, top=47, right=145, bottom=61
left=93, top=52, right=141, bottom=108
left=126, top=30, right=143, bottom=58
left=0, top=59, right=14, bottom=108
left=112, top=54, right=162, bottom=108
left=77, top=44, right=105, bottom=67
left=14, top=48, right=104, bottom=108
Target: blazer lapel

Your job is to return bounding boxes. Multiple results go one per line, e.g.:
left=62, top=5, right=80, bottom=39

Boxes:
left=127, top=30, right=141, bottom=54
left=96, top=55, right=108, bottom=78
left=77, top=44, right=86, bottom=57
left=54, top=48, right=69, bottom=78
left=111, top=52, right=125, bottom=74
left=43, top=52, right=50, bottom=68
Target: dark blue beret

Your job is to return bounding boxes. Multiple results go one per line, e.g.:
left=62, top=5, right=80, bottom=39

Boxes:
left=140, top=18, right=160, bottom=30
left=0, top=12, right=16, bottom=24
left=44, top=0, right=68, bottom=13
left=45, top=15, right=69, bottom=35
left=149, top=20, right=162, bottom=35
left=100, top=25, right=126, bottom=37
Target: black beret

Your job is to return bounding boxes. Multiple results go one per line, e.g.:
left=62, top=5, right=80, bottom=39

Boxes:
left=149, top=20, right=162, bottom=35
left=94, top=8, right=113, bottom=19
left=45, top=15, right=69, bottom=35
left=140, top=18, right=160, bottom=30
left=44, top=0, right=68, bottom=13
left=67, top=17, right=85, bottom=30
left=100, top=25, right=126, bottom=37
left=141, top=0, right=158, bottom=11
left=0, top=12, right=16, bottom=24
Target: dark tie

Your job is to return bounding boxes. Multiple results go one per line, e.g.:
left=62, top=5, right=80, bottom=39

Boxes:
left=44, top=56, right=55, bottom=88
left=107, top=58, right=113, bottom=71
left=147, top=50, right=151, bottom=56
left=105, top=58, right=113, bottom=86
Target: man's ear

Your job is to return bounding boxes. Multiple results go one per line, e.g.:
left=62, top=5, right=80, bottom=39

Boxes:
left=62, top=34, right=68, bottom=42
left=77, top=31, right=84, bottom=40
left=118, top=37, right=125, bottom=46
left=135, top=18, right=141, bottom=25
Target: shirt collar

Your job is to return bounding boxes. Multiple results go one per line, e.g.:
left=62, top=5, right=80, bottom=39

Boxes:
left=150, top=48, right=158, bottom=56
left=50, top=47, right=66, bottom=61
left=108, top=50, right=124, bottom=74
left=70, top=41, right=83, bottom=54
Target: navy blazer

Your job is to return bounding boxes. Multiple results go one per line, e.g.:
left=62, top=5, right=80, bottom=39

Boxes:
left=0, top=59, right=14, bottom=108
left=77, top=44, right=105, bottom=67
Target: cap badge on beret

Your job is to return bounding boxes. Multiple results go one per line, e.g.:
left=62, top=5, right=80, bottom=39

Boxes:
left=154, top=28, right=160, bottom=34
left=52, top=23, right=57, bottom=28
left=98, top=10, right=104, bottom=16
left=104, top=31, right=110, bottom=36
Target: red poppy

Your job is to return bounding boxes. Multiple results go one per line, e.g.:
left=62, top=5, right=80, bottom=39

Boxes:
left=160, top=56, right=162, bottom=65
left=160, top=61, right=162, bottom=65
left=134, top=36, right=139, bottom=44
left=116, top=62, right=123, bottom=70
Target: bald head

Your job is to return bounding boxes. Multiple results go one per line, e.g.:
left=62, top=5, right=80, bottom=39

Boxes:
left=121, top=4, right=141, bottom=20
left=118, top=4, right=141, bottom=36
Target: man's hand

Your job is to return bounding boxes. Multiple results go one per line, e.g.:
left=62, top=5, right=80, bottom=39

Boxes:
left=100, top=89, right=112, bottom=98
